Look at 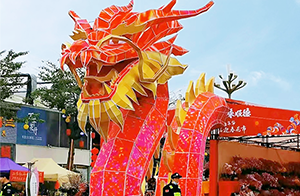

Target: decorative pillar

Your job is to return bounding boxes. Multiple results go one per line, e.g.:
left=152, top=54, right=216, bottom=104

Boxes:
left=67, top=138, right=74, bottom=170
left=209, top=129, right=219, bottom=196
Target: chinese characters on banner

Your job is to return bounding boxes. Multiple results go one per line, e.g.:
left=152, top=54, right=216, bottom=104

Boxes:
left=219, top=99, right=300, bottom=137
left=221, top=107, right=251, bottom=135
left=10, top=170, right=44, bottom=183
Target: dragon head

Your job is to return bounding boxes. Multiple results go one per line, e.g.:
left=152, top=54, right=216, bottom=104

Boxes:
left=60, top=0, right=214, bottom=140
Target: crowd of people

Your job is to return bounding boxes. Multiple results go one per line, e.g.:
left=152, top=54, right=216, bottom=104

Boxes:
left=0, top=173, right=89, bottom=196
left=0, top=173, right=15, bottom=196
left=1, top=172, right=182, bottom=196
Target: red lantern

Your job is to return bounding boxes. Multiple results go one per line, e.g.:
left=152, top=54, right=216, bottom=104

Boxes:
left=79, top=140, right=84, bottom=148
left=90, top=147, right=99, bottom=167
left=90, top=161, right=95, bottom=167
left=91, top=132, right=96, bottom=139
left=66, top=129, right=71, bottom=136
left=91, top=154, right=98, bottom=161
left=91, top=147, right=99, bottom=155
left=91, top=154, right=98, bottom=167
left=55, top=180, right=60, bottom=190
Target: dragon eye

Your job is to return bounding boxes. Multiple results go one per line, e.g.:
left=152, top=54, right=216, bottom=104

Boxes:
left=108, top=39, right=126, bottom=45
left=109, top=40, right=115, bottom=45
left=118, top=40, right=126, bottom=44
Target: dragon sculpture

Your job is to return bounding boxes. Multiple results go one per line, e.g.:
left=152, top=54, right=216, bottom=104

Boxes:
left=60, top=1, right=229, bottom=195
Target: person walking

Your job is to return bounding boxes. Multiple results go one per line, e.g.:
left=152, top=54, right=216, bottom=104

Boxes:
left=0, top=173, right=15, bottom=196
left=163, top=172, right=182, bottom=196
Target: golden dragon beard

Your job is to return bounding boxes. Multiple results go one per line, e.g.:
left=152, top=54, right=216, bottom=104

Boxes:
left=60, top=0, right=214, bottom=141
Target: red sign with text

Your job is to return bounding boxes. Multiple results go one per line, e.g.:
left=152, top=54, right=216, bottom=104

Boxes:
left=1, top=146, right=11, bottom=158
left=219, top=99, right=300, bottom=137
left=10, top=170, right=44, bottom=183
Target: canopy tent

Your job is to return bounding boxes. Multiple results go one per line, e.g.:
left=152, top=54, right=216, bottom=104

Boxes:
left=0, top=157, right=29, bottom=173
left=24, top=158, right=80, bottom=185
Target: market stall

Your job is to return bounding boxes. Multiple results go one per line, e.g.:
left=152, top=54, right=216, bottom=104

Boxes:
left=24, top=158, right=79, bottom=186
left=0, top=157, right=29, bottom=173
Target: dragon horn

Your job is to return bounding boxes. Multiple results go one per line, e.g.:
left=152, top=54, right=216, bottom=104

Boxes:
left=161, top=1, right=214, bottom=21
left=68, top=10, right=92, bottom=34
left=128, top=0, right=134, bottom=8
left=160, top=0, right=177, bottom=13
left=127, top=1, right=214, bottom=26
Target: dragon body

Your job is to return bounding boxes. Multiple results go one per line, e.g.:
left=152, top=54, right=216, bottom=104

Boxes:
left=156, top=74, right=229, bottom=195
left=60, top=1, right=229, bottom=195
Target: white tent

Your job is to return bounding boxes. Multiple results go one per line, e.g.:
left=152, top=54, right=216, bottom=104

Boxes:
left=25, top=158, right=80, bottom=185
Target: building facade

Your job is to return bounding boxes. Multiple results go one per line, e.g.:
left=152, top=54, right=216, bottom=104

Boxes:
left=0, top=104, right=91, bottom=181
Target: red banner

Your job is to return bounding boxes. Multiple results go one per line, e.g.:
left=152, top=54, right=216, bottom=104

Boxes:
left=10, top=170, right=44, bottom=183
left=219, top=99, right=300, bottom=137
left=1, top=146, right=11, bottom=158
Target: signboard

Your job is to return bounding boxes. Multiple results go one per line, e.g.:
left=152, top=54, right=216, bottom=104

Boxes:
left=17, top=107, right=47, bottom=146
left=13, top=105, right=86, bottom=149
left=1, top=145, right=11, bottom=158
left=219, top=99, right=300, bottom=137
left=30, top=168, right=39, bottom=196
left=10, top=170, right=44, bottom=183
left=16, top=106, right=63, bottom=147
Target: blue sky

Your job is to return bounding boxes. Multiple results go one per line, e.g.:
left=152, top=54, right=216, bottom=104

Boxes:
left=1, top=0, right=300, bottom=111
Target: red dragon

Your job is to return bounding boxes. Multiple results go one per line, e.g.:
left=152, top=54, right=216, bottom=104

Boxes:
left=60, top=1, right=228, bottom=195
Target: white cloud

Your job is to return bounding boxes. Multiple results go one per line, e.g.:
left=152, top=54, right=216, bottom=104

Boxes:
left=248, top=71, right=263, bottom=85
left=248, top=71, right=291, bottom=91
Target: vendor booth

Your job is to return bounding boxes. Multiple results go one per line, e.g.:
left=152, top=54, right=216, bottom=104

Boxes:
left=0, top=158, right=44, bottom=194
left=24, top=158, right=80, bottom=185
left=0, top=157, right=29, bottom=173
left=0, top=157, right=43, bottom=182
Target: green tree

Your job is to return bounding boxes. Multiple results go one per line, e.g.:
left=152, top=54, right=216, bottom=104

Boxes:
left=0, top=50, right=28, bottom=119
left=32, top=61, right=82, bottom=116
left=214, top=72, right=247, bottom=99
left=32, top=61, right=85, bottom=170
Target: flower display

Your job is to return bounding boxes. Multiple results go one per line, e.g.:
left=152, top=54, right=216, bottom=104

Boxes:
left=221, top=156, right=300, bottom=195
